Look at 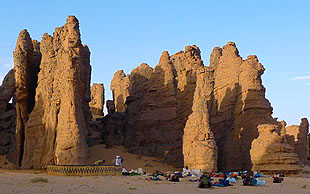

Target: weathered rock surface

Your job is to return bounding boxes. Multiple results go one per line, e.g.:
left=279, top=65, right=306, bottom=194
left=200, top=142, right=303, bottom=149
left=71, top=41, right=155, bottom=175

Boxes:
left=109, top=42, right=293, bottom=171
left=286, top=118, right=309, bottom=164
left=106, top=100, right=115, bottom=114
left=0, top=69, right=16, bottom=168
left=183, top=67, right=217, bottom=172
left=13, top=29, right=36, bottom=166
left=0, top=69, right=15, bottom=114
left=110, top=46, right=203, bottom=166
left=110, top=70, right=130, bottom=112
left=89, top=83, right=104, bottom=116
left=20, top=16, right=90, bottom=168
left=208, top=42, right=274, bottom=171
left=251, top=121, right=303, bottom=174
left=103, top=112, right=125, bottom=148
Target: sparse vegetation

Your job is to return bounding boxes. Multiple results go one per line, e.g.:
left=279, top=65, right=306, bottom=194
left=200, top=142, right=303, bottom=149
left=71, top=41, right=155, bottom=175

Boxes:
left=29, top=177, right=48, bottom=183
left=128, top=187, right=137, bottom=190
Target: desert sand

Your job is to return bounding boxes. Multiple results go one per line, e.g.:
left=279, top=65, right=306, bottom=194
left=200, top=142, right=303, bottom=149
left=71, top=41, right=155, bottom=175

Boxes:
left=87, top=145, right=178, bottom=173
left=0, top=146, right=309, bottom=194
left=0, top=168, right=309, bottom=194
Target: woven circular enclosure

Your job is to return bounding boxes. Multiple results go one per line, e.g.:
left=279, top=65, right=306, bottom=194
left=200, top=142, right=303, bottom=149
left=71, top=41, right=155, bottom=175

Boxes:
left=47, top=165, right=122, bottom=176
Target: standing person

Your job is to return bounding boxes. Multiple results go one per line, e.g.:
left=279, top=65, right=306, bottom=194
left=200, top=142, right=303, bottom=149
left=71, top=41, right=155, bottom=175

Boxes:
left=114, top=155, right=124, bottom=166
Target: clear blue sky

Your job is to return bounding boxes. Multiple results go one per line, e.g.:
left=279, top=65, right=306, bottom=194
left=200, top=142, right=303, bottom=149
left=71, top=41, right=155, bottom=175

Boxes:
left=0, top=0, right=309, bottom=125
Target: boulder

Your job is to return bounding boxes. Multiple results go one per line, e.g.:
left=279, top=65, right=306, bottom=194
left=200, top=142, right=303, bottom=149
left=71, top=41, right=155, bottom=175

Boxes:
left=251, top=121, right=303, bottom=174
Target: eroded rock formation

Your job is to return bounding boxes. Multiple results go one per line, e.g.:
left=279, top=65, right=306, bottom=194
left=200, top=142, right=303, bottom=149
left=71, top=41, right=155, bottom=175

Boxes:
left=13, top=30, right=36, bottom=166
left=286, top=118, right=309, bottom=164
left=208, top=42, right=274, bottom=171
left=0, top=69, right=16, bottom=167
left=1, top=18, right=307, bottom=173
left=111, top=46, right=204, bottom=166
left=0, top=69, right=15, bottom=114
left=11, top=16, right=91, bottom=169
left=110, top=70, right=130, bottom=112
left=89, top=83, right=104, bottom=116
left=109, top=42, right=303, bottom=172
left=183, top=67, right=217, bottom=172
left=251, top=121, right=303, bottom=174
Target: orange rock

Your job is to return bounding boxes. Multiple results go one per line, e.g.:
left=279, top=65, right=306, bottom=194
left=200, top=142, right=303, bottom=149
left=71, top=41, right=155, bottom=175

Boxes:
left=20, top=16, right=90, bottom=168
left=286, top=118, right=309, bottom=164
left=251, top=122, right=303, bottom=174
left=89, top=83, right=104, bottom=116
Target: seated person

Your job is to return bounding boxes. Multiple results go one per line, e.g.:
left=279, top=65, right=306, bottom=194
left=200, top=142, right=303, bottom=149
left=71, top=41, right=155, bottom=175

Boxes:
left=198, top=173, right=212, bottom=188
left=94, top=160, right=105, bottom=165
left=169, top=174, right=180, bottom=182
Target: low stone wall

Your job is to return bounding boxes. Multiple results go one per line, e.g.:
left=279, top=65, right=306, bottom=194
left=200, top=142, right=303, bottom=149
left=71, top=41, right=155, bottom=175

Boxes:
left=47, top=165, right=122, bottom=176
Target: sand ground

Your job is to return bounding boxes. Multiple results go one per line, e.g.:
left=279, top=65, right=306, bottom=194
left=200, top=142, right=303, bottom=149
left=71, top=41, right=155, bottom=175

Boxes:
left=1, top=145, right=309, bottom=194
left=87, top=145, right=179, bottom=173
left=0, top=169, right=310, bottom=194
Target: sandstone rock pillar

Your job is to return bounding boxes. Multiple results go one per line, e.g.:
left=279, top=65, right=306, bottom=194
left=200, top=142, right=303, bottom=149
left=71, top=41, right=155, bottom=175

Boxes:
left=89, top=83, right=104, bottom=116
left=286, top=118, right=309, bottom=164
left=183, top=67, right=217, bottom=172
left=13, top=29, right=34, bottom=166
left=21, top=16, right=90, bottom=168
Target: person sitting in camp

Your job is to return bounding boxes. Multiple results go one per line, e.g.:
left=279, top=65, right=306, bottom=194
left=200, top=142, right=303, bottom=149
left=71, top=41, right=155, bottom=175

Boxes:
left=198, top=173, right=212, bottom=188
left=243, top=175, right=253, bottom=186
left=94, top=160, right=105, bottom=165
left=182, top=166, right=192, bottom=177
left=113, top=155, right=124, bottom=166
left=167, top=173, right=180, bottom=182
left=149, top=171, right=161, bottom=180
left=273, top=174, right=284, bottom=183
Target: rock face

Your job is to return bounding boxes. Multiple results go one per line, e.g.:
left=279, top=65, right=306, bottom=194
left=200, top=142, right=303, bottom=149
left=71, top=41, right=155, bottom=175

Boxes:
left=251, top=122, right=303, bottom=174
left=0, top=69, right=16, bottom=167
left=110, top=46, right=203, bottom=166
left=12, top=16, right=91, bottom=169
left=286, top=118, right=309, bottom=164
left=13, top=30, right=37, bottom=166
left=109, top=42, right=298, bottom=171
left=0, top=69, right=15, bottom=114
left=208, top=42, right=274, bottom=171
left=106, top=100, right=115, bottom=114
left=183, top=67, right=217, bottom=172
left=89, top=83, right=104, bottom=116
left=110, top=70, right=130, bottom=112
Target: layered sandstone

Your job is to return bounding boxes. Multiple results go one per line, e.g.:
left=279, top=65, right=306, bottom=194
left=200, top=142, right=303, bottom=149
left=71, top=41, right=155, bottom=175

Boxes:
left=183, top=67, right=217, bottom=172
left=89, top=83, right=104, bottom=116
left=19, top=16, right=90, bottom=168
left=286, top=118, right=309, bottom=164
left=251, top=121, right=303, bottom=174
